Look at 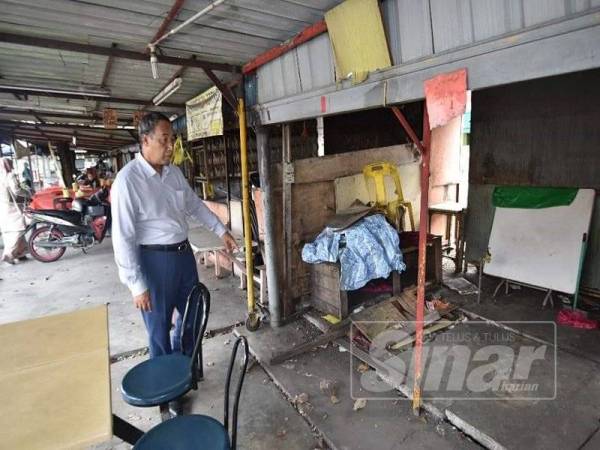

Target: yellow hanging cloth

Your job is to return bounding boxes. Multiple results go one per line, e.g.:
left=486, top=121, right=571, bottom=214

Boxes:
left=171, top=135, right=192, bottom=165
left=325, top=0, right=392, bottom=84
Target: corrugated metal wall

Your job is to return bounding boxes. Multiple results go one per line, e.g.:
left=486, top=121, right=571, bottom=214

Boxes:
left=257, top=33, right=335, bottom=103
left=466, top=69, right=600, bottom=290
left=257, top=0, right=600, bottom=104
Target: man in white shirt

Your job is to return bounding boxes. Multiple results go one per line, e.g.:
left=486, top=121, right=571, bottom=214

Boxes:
left=111, top=112, right=237, bottom=360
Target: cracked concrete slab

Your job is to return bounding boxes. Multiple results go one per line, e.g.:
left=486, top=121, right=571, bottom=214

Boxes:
left=236, top=320, right=480, bottom=450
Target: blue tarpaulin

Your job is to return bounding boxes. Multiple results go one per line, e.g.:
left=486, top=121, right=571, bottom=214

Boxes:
left=302, top=214, right=405, bottom=291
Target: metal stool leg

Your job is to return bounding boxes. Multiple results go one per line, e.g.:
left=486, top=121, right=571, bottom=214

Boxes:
left=197, top=344, right=204, bottom=381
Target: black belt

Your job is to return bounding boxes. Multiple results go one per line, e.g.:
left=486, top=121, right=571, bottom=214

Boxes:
left=140, top=240, right=190, bottom=252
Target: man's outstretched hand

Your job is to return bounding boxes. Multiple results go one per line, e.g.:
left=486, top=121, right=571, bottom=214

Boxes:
left=134, top=290, right=152, bottom=312
left=221, top=232, right=239, bottom=253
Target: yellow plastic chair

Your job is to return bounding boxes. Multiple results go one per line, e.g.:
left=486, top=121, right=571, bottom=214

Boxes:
left=363, top=161, right=415, bottom=231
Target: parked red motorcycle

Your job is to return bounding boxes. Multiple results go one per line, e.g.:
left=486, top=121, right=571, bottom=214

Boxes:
left=24, top=187, right=111, bottom=262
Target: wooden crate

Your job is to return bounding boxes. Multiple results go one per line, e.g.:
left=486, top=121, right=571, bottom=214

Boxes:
left=310, top=263, right=349, bottom=319
left=309, top=263, right=403, bottom=319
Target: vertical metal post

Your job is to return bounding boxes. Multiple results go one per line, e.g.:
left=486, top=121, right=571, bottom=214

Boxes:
left=412, top=104, right=431, bottom=415
left=238, top=99, right=258, bottom=329
left=255, top=125, right=282, bottom=326
left=224, top=135, right=232, bottom=228
left=282, top=124, right=293, bottom=318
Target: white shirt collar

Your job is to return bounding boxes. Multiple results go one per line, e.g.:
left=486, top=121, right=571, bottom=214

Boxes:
left=136, top=152, right=171, bottom=179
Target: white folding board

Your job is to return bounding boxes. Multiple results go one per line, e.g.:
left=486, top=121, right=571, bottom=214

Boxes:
left=484, top=189, right=595, bottom=294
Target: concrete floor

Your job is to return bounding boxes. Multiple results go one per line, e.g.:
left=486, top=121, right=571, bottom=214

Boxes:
left=444, top=272, right=600, bottom=364
left=0, top=240, right=247, bottom=357
left=236, top=321, right=480, bottom=450
left=4, top=234, right=600, bottom=449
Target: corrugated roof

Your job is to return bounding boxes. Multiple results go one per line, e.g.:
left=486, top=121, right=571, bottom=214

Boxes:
left=0, top=0, right=344, bottom=150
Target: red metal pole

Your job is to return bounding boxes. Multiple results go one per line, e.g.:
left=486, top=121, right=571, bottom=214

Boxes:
left=390, top=106, right=424, bottom=153
left=243, top=20, right=328, bottom=74
left=412, top=103, right=431, bottom=415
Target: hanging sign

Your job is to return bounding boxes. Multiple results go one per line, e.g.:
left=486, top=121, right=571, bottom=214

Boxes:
left=132, top=111, right=145, bottom=128
left=103, top=108, right=118, bottom=129
left=186, top=86, right=223, bottom=140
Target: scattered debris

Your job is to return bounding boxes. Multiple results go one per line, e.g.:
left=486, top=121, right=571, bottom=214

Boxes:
left=276, top=428, right=287, bottom=438
left=353, top=398, right=367, bottom=411
left=223, top=339, right=231, bottom=345
left=294, top=393, right=309, bottom=404
left=319, top=379, right=340, bottom=404
left=292, top=392, right=313, bottom=415
left=436, top=423, right=446, bottom=436
left=443, top=277, right=479, bottom=295
left=426, top=298, right=451, bottom=312
left=322, top=314, right=340, bottom=324
left=356, top=362, right=370, bottom=373
left=557, top=309, right=599, bottom=329
left=282, top=363, right=295, bottom=370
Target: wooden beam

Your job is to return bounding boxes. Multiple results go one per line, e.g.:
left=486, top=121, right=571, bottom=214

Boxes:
left=274, top=144, right=418, bottom=185
left=0, top=32, right=240, bottom=73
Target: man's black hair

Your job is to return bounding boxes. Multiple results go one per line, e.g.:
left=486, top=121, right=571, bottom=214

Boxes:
left=138, top=112, right=170, bottom=144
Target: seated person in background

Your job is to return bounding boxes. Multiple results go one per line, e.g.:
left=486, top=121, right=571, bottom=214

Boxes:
left=81, top=168, right=100, bottom=189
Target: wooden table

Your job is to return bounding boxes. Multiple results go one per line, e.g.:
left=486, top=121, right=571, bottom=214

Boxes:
left=0, top=306, right=142, bottom=449
left=188, top=227, right=267, bottom=305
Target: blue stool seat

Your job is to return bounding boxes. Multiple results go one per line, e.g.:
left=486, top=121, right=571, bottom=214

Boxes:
left=121, top=354, right=193, bottom=406
left=134, top=415, right=230, bottom=450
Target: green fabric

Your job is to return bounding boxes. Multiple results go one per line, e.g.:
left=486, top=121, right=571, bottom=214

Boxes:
left=492, top=186, right=578, bottom=209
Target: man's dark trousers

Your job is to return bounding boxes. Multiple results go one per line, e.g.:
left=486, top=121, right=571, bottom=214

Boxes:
left=139, top=245, right=199, bottom=357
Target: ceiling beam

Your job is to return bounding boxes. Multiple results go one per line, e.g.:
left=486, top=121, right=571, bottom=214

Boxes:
left=0, top=32, right=240, bottom=73
left=94, top=43, right=117, bottom=112
left=0, top=126, right=134, bottom=143
left=0, top=121, right=131, bottom=134
left=4, top=131, right=119, bottom=147
left=0, top=86, right=183, bottom=108
left=7, top=133, right=125, bottom=148
left=150, top=0, right=186, bottom=47
left=203, top=68, right=237, bottom=110
left=0, top=119, right=135, bottom=131
left=0, top=108, right=130, bottom=123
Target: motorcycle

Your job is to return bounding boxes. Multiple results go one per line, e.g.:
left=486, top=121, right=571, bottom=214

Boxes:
left=24, top=187, right=111, bottom=262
